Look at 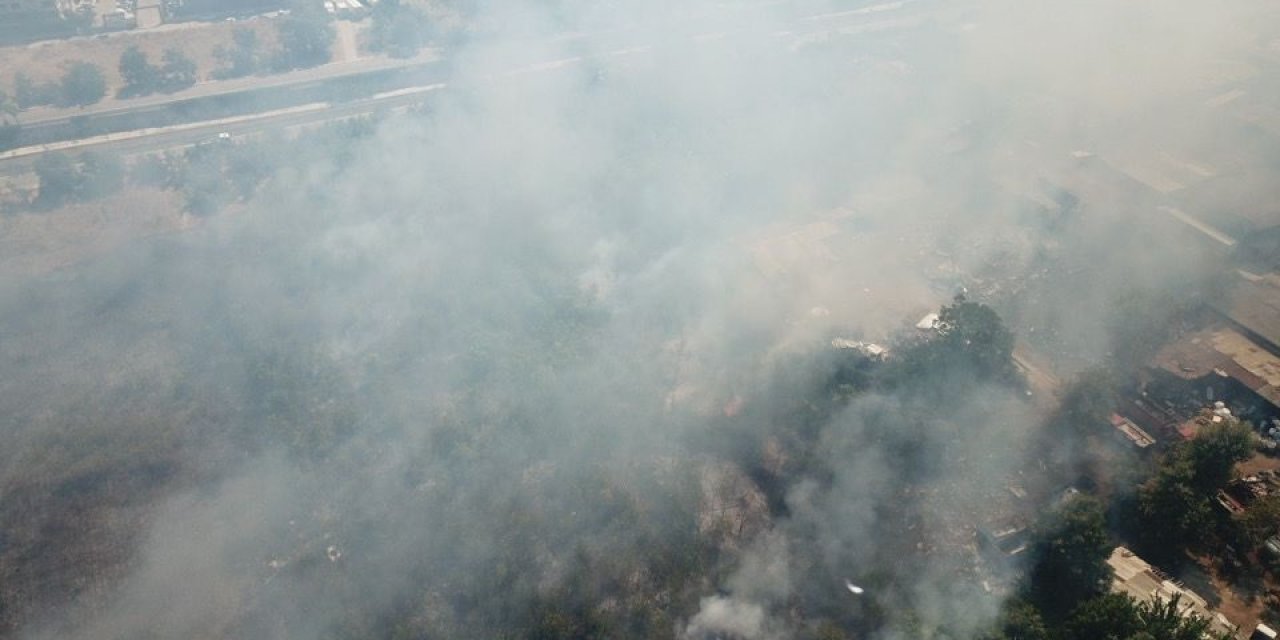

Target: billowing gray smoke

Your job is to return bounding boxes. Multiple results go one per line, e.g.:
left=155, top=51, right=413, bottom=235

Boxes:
left=1, top=0, right=1274, bottom=638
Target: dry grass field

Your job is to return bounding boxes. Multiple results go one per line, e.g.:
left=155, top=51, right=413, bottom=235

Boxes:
left=0, top=188, right=193, bottom=279
left=0, top=19, right=279, bottom=101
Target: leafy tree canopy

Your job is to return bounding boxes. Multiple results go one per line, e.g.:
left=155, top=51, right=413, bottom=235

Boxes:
left=1029, top=495, right=1112, bottom=613
left=273, top=2, right=334, bottom=70
left=1063, top=593, right=1233, bottom=640
left=59, top=62, right=106, bottom=107
left=1137, top=420, right=1254, bottom=554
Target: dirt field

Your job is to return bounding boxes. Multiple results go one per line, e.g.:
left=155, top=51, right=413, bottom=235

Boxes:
left=0, top=18, right=279, bottom=100
left=0, top=188, right=193, bottom=279
left=1241, top=453, right=1280, bottom=476
left=1193, top=553, right=1269, bottom=634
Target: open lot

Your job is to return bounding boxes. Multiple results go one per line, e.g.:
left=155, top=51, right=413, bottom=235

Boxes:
left=0, top=18, right=279, bottom=101
left=0, top=187, right=192, bottom=279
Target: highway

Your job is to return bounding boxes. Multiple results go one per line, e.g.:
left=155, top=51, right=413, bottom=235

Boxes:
left=0, top=0, right=941, bottom=177
left=0, top=84, right=449, bottom=177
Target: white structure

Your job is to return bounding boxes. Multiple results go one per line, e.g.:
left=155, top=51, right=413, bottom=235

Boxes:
left=916, top=312, right=940, bottom=330
left=1107, top=547, right=1237, bottom=638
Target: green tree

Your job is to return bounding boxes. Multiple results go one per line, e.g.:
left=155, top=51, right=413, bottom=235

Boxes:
left=119, top=45, right=160, bottom=96
left=1063, top=592, right=1235, bottom=640
left=160, top=48, right=198, bottom=92
left=13, top=72, right=38, bottom=108
left=1136, top=595, right=1232, bottom=640
left=15, top=72, right=58, bottom=108
left=881, top=295, right=1018, bottom=388
left=1029, top=495, right=1112, bottom=612
left=0, top=89, right=16, bottom=124
left=814, top=621, right=850, bottom=640
left=0, top=89, right=18, bottom=151
left=1138, top=456, right=1215, bottom=552
left=273, top=3, right=334, bottom=70
left=225, top=141, right=273, bottom=200
left=369, top=0, right=432, bottom=58
left=935, top=295, right=1017, bottom=379
left=129, top=152, right=178, bottom=188
left=174, top=143, right=234, bottom=215
left=1238, top=495, right=1280, bottom=549
left=78, top=151, right=125, bottom=199
left=1063, top=593, right=1142, bottom=640
left=983, top=600, right=1049, bottom=640
left=0, top=123, right=18, bottom=151
left=1136, top=421, right=1252, bottom=553
left=59, top=62, right=107, bottom=107
left=33, top=152, right=80, bottom=207
left=1056, top=368, right=1116, bottom=433
left=213, top=27, right=260, bottom=79
left=1185, top=420, right=1255, bottom=491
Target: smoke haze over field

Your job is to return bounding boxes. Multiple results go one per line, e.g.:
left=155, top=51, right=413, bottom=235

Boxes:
left=2, top=0, right=1278, bottom=638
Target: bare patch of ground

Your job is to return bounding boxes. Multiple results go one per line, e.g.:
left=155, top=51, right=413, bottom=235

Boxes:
left=1188, top=553, right=1268, bottom=634
left=1241, top=453, right=1280, bottom=477
left=0, top=188, right=192, bottom=279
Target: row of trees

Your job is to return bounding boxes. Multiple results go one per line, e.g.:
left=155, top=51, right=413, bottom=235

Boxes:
left=4, top=5, right=339, bottom=113
left=25, top=114, right=381, bottom=215
left=989, top=592, right=1236, bottom=640
left=118, top=47, right=198, bottom=97
left=178, top=12, right=337, bottom=82
left=29, top=141, right=263, bottom=214
left=367, top=0, right=432, bottom=58
left=1134, top=420, right=1256, bottom=555
left=0, top=90, right=17, bottom=149
left=8, top=63, right=107, bottom=110
left=1047, top=358, right=1270, bottom=565
left=0, top=0, right=426, bottom=154
left=980, top=491, right=1238, bottom=640
left=31, top=150, right=125, bottom=208
left=120, top=11, right=336, bottom=97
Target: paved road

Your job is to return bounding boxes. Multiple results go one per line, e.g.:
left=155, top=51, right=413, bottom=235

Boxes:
left=16, top=48, right=444, bottom=129
left=0, top=0, right=939, bottom=177
left=0, top=84, right=448, bottom=177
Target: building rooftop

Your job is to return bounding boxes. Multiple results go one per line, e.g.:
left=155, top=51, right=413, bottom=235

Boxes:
left=1109, top=414, right=1157, bottom=448
left=1214, top=274, right=1280, bottom=357
left=1107, top=547, right=1237, bottom=638
left=1152, top=325, right=1280, bottom=410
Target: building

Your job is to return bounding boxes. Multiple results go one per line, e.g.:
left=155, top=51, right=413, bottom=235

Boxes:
left=1148, top=324, right=1280, bottom=431
left=1109, top=413, right=1157, bottom=449
left=0, top=0, right=81, bottom=39
left=1107, top=547, right=1237, bottom=638
left=170, top=0, right=288, bottom=19
left=976, top=523, right=1031, bottom=568
left=1213, top=273, right=1280, bottom=358
left=0, top=0, right=58, bottom=19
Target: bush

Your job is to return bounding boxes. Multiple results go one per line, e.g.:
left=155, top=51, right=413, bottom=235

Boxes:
left=273, top=5, right=334, bottom=71
left=0, top=124, right=18, bottom=151
left=120, top=47, right=197, bottom=96
left=160, top=49, right=198, bottom=92
left=369, top=0, right=432, bottom=58
left=32, top=150, right=126, bottom=207
left=33, top=152, right=80, bottom=207
left=59, top=62, right=107, bottom=107
left=213, top=28, right=261, bottom=79
left=14, top=72, right=59, bottom=109
left=119, top=46, right=161, bottom=97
